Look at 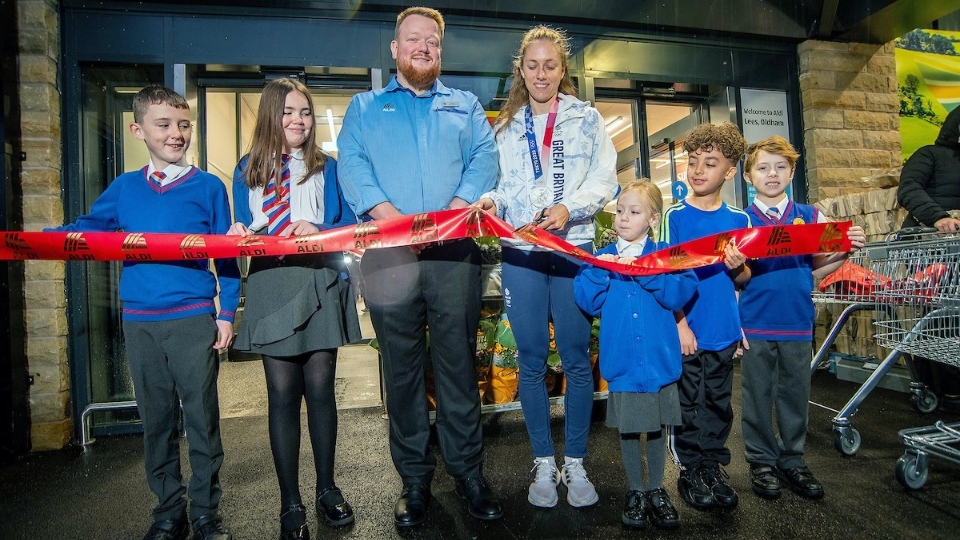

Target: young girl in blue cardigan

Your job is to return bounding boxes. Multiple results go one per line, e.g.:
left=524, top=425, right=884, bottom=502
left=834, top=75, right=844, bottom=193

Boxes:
left=574, top=179, right=698, bottom=530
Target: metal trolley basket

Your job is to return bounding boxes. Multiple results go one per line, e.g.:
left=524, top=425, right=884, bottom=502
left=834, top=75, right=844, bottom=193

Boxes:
left=864, top=229, right=960, bottom=489
left=812, top=228, right=960, bottom=456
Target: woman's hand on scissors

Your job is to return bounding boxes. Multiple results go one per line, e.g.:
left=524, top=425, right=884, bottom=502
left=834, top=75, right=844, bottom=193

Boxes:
left=536, top=204, right=569, bottom=231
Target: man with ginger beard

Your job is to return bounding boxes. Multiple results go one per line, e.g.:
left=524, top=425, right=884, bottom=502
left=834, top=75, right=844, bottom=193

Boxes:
left=337, top=6, right=501, bottom=528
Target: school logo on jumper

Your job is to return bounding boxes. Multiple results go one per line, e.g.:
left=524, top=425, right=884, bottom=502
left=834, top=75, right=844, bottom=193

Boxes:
left=4, top=232, right=30, bottom=250
left=818, top=223, right=844, bottom=252
left=713, top=233, right=733, bottom=254
left=122, top=233, right=152, bottom=261
left=766, top=227, right=793, bottom=256
left=669, top=246, right=691, bottom=268
left=410, top=213, right=438, bottom=244
left=353, top=222, right=381, bottom=250
left=382, top=103, right=396, bottom=112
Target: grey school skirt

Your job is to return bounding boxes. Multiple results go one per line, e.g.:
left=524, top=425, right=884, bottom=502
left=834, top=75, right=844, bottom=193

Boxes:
left=606, top=382, right=682, bottom=434
left=233, top=254, right=362, bottom=358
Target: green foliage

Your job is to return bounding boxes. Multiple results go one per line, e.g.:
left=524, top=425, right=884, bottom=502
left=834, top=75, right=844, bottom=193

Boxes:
left=899, top=72, right=942, bottom=125
left=896, top=29, right=958, bottom=56
left=594, top=211, right=617, bottom=249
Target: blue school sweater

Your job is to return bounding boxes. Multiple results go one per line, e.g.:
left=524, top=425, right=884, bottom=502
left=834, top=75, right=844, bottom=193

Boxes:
left=574, top=241, right=698, bottom=392
left=659, top=200, right=752, bottom=351
left=739, top=201, right=819, bottom=341
left=53, top=166, right=241, bottom=323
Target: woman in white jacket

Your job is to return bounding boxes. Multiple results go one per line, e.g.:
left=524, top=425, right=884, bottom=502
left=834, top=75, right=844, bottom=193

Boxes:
left=475, top=25, right=618, bottom=509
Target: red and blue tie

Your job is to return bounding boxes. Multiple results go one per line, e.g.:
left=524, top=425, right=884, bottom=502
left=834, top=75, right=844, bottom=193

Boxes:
left=263, top=154, right=292, bottom=236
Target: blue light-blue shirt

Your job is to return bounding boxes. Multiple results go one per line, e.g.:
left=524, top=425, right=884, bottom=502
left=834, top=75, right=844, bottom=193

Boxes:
left=336, top=77, right=498, bottom=216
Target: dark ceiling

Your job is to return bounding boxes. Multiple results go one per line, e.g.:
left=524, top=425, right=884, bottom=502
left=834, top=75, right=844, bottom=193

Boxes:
left=71, top=1, right=959, bottom=44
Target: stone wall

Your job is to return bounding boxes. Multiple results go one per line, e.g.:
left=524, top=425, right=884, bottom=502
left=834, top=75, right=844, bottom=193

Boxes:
left=19, top=0, right=70, bottom=450
left=799, top=40, right=902, bottom=202
left=799, top=40, right=903, bottom=365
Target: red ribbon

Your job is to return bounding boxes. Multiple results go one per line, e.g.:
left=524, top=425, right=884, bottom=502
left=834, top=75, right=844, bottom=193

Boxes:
left=1, top=208, right=851, bottom=275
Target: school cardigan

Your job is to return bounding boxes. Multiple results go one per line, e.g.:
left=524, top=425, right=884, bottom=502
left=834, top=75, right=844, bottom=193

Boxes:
left=232, top=153, right=356, bottom=231
left=53, top=165, right=241, bottom=323
left=574, top=240, right=698, bottom=392
left=739, top=201, right=819, bottom=341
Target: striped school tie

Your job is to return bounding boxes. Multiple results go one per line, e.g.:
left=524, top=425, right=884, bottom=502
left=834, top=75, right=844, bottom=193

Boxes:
left=149, top=170, right=166, bottom=187
left=766, top=207, right=780, bottom=221
left=263, top=154, right=292, bottom=236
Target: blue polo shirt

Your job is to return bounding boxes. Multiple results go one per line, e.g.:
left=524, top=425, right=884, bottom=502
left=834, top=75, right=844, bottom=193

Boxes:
left=336, top=77, right=498, bottom=216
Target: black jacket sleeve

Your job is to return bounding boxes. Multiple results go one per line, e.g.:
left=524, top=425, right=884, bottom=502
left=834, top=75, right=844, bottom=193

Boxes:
left=898, top=146, right=951, bottom=227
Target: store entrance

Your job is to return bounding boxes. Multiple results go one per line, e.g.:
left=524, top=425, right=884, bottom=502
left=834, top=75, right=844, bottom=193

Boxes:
left=594, top=80, right=709, bottom=205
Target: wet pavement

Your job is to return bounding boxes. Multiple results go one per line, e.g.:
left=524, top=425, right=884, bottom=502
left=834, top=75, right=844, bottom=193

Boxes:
left=2, top=333, right=960, bottom=539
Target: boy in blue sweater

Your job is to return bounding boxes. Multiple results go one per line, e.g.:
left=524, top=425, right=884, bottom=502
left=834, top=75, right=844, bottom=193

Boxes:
left=660, top=122, right=750, bottom=511
left=52, top=86, right=240, bottom=540
left=738, top=136, right=864, bottom=500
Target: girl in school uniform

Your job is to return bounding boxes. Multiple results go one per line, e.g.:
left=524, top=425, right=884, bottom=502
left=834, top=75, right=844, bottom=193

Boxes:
left=228, top=77, right=360, bottom=540
left=574, top=180, right=698, bottom=530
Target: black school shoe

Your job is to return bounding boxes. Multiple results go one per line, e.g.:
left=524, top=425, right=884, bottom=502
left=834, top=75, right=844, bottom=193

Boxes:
left=749, top=464, right=782, bottom=499
left=317, top=487, right=354, bottom=527
left=700, top=462, right=739, bottom=508
left=776, top=465, right=825, bottom=500
left=621, top=490, right=650, bottom=529
left=192, top=514, right=232, bottom=540
left=676, top=466, right=715, bottom=509
left=142, top=516, right=189, bottom=540
left=279, top=504, right=309, bottom=540
left=646, top=487, right=681, bottom=530
left=394, top=482, right=431, bottom=528
left=455, top=475, right=504, bottom=521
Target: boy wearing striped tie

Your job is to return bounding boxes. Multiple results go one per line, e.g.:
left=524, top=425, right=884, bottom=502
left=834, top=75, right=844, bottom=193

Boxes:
left=738, top=136, right=864, bottom=501
left=50, top=86, right=239, bottom=540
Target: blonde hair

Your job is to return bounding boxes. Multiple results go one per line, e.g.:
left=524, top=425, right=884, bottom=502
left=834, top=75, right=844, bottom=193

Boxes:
left=682, top=122, right=747, bottom=164
left=396, top=6, right=445, bottom=42
left=618, top=179, right=663, bottom=239
left=495, top=25, right=577, bottom=135
left=244, top=78, right=325, bottom=191
left=744, top=135, right=800, bottom=174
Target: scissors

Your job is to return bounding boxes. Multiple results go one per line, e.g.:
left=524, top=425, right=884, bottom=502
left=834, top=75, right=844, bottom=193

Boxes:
left=514, top=208, right=549, bottom=233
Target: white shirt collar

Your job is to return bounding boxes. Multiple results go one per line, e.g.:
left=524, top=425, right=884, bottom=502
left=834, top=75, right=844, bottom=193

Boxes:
left=615, top=235, right=648, bottom=258
left=146, top=162, right=190, bottom=186
left=753, top=196, right=789, bottom=216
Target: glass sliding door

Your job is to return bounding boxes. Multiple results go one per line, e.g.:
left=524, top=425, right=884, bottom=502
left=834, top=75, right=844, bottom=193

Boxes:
left=72, top=64, right=164, bottom=435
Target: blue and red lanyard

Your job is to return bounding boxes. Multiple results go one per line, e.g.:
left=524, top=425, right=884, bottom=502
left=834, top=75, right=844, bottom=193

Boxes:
left=524, top=97, right=560, bottom=180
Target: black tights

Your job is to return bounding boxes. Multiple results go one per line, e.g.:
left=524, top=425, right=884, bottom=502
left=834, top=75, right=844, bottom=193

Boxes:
left=263, top=349, right=339, bottom=508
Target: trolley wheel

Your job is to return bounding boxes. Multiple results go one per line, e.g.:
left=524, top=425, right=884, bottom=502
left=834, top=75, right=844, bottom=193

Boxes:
left=895, top=454, right=929, bottom=490
left=911, top=390, right=939, bottom=414
left=834, top=428, right=861, bottom=456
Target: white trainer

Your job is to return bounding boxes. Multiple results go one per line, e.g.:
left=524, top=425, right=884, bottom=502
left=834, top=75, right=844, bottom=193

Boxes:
left=561, top=456, right=599, bottom=507
left=528, top=457, right=560, bottom=507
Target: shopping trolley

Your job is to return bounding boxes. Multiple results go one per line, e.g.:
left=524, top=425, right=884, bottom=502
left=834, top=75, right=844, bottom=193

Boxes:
left=895, top=421, right=960, bottom=490
left=812, top=228, right=957, bottom=456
